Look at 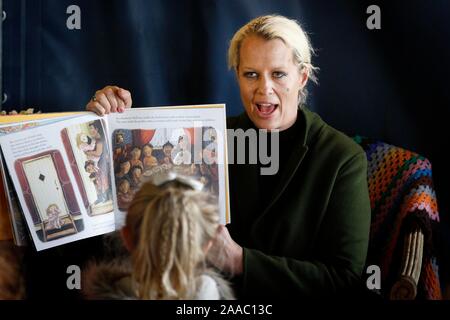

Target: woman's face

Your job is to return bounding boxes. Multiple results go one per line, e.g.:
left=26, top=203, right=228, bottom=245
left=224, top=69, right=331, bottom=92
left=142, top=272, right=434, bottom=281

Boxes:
left=237, top=35, right=308, bottom=131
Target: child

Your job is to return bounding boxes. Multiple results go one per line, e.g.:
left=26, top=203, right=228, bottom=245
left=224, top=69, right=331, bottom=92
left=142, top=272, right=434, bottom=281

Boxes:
left=76, top=133, right=100, bottom=167
left=116, top=159, right=131, bottom=180
left=129, top=147, right=143, bottom=169
left=117, top=178, right=133, bottom=211
left=85, top=160, right=110, bottom=204
left=114, top=131, right=128, bottom=160
left=129, top=165, right=143, bottom=191
left=46, top=204, right=63, bottom=230
left=142, top=144, right=158, bottom=170
left=82, top=173, right=234, bottom=300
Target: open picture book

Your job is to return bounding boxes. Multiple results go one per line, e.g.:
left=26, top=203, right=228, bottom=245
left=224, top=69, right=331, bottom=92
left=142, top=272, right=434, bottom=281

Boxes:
left=0, top=105, right=230, bottom=251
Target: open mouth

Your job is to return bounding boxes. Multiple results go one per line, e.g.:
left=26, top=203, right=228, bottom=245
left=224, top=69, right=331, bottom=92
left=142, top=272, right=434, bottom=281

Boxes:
left=255, top=103, right=278, bottom=117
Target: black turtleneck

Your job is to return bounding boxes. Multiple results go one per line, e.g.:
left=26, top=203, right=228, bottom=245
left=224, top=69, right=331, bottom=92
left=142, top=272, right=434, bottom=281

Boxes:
left=257, top=117, right=302, bottom=211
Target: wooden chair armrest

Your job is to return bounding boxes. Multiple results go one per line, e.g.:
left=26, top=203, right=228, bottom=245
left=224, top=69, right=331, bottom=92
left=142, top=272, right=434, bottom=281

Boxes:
left=390, top=227, right=424, bottom=299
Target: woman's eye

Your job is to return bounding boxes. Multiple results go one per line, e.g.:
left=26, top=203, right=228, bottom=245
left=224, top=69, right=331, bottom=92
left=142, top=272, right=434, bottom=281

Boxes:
left=273, top=71, right=287, bottom=78
left=243, top=72, right=257, bottom=78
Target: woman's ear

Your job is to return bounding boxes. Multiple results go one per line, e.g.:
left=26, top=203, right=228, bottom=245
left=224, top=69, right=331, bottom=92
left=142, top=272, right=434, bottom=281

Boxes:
left=299, top=69, right=309, bottom=89
left=120, top=226, right=134, bottom=252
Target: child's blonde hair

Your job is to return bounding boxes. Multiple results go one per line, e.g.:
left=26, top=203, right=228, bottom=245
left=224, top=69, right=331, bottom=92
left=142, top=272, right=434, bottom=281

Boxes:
left=126, top=178, right=219, bottom=299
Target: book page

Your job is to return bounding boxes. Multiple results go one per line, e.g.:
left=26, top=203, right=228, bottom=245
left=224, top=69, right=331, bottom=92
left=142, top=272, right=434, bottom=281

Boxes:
left=0, top=115, right=85, bottom=245
left=107, top=104, right=230, bottom=228
left=0, top=111, right=86, bottom=124
left=0, top=114, right=115, bottom=251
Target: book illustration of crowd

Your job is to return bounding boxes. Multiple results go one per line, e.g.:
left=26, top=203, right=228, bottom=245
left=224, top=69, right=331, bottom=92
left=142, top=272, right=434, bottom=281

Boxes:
left=112, top=126, right=219, bottom=211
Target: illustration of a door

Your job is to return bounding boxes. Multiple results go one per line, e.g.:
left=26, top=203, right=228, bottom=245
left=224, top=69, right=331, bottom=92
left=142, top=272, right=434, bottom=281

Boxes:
left=15, top=150, right=83, bottom=242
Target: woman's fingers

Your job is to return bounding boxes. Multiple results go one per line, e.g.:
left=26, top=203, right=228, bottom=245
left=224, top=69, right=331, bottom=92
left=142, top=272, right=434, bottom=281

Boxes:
left=95, top=90, right=112, bottom=114
left=116, top=97, right=125, bottom=113
left=207, top=225, right=243, bottom=275
left=117, top=88, right=132, bottom=109
left=86, top=85, right=133, bottom=115
left=86, top=101, right=106, bottom=116
left=104, top=87, right=119, bottom=113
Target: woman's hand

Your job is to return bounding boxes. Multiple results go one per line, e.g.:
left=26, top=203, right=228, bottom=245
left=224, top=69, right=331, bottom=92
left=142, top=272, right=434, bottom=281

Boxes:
left=86, top=85, right=132, bottom=116
left=207, top=225, right=243, bottom=276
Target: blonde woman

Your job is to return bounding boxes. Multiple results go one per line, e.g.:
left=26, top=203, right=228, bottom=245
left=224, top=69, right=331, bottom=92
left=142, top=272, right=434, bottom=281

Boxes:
left=83, top=173, right=234, bottom=300
left=87, top=15, right=371, bottom=299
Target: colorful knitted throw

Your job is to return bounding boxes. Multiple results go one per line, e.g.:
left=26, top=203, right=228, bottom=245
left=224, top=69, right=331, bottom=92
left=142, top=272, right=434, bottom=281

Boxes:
left=354, top=136, right=442, bottom=299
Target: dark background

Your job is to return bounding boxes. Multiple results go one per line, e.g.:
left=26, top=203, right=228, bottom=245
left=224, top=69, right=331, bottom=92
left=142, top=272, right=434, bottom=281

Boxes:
left=2, top=0, right=449, bottom=298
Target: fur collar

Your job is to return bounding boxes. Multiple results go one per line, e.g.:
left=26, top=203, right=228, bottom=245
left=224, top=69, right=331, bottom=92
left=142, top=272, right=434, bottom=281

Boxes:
left=82, top=258, right=235, bottom=300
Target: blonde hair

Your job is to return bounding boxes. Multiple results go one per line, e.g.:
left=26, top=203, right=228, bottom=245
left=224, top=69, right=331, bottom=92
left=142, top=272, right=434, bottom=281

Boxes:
left=46, top=203, right=60, bottom=213
left=228, top=15, right=319, bottom=105
left=126, top=179, right=219, bottom=299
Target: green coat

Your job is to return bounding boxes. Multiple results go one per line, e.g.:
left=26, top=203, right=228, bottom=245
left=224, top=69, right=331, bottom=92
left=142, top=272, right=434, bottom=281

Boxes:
left=226, top=107, right=371, bottom=298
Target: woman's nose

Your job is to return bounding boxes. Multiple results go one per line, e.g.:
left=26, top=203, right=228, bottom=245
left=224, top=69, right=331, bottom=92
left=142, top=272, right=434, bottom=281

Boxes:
left=256, top=76, right=274, bottom=95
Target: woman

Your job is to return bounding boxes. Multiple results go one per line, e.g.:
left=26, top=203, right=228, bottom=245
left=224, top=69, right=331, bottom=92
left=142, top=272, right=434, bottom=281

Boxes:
left=86, top=15, right=371, bottom=298
left=86, top=121, right=113, bottom=202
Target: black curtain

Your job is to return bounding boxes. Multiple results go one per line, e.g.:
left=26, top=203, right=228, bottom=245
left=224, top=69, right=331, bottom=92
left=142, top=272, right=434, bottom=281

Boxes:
left=2, top=0, right=450, bottom=297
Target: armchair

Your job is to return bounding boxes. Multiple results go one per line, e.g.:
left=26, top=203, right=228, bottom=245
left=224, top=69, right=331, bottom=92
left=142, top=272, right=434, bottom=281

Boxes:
left=353, top=136, right=442, bottom=299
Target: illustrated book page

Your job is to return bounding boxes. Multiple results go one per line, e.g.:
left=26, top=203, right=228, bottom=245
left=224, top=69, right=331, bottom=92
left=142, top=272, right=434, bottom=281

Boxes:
left=106, top=104, right=230, bottom=228
left=0, top=114, right=115, bottom=250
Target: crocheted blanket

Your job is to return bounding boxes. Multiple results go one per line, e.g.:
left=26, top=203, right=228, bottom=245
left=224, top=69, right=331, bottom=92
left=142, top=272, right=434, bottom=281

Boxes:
left=354, top=136, right=441, bottom=299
